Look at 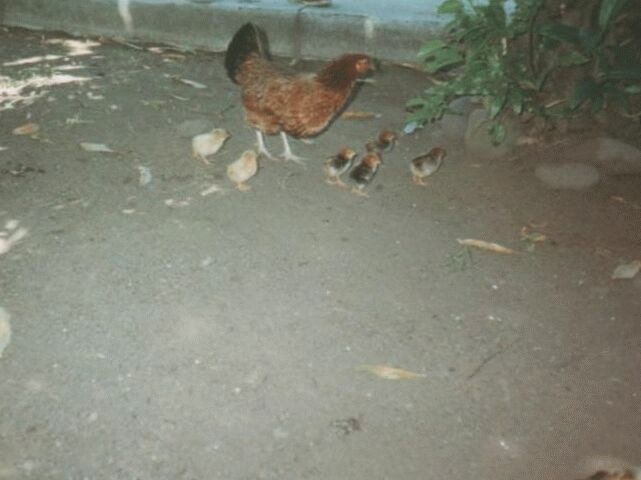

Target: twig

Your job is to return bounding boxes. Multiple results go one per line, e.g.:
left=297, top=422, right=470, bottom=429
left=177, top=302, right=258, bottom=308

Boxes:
left=467, top=339, right=517, bottom=380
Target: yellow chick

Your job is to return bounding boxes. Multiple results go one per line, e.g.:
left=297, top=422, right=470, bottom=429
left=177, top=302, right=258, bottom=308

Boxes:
left=227, top=150, right=258, bottom=191
left=192, top=128, right=230, bottom=164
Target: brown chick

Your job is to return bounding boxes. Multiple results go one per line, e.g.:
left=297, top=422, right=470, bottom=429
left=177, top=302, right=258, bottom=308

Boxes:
left=349, top=151, right=382, bottom=197
left=324, top=147, right=357, bottom=188
left=227, top=150, right=258, bottom=191
left=192, top=128, right=230, bottom=164
left=410, top=147, right=446, bottom=186
left=580, top=471, right=639, bottom=480
left=365, top=129, right=397, bottom=153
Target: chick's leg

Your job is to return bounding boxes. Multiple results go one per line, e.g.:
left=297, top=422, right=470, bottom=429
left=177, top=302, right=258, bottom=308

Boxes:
left=192, top=148, right=210, bottom=165
left=413, top=175, right=428, bottom=187
left=255, top=131, right=277, bottom=161
left=279, top=132, right=306, bottom=165
left=350, top=186, right=369, bottom=197
left=236, top=182, right=251, bottom=192
left=333, top=176, right=348, bottom=189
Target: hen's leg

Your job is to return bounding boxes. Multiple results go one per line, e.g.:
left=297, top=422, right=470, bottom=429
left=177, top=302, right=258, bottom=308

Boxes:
left=279, top=132, right=306, bottom=165
left=255, top=130, right=277, bottom=161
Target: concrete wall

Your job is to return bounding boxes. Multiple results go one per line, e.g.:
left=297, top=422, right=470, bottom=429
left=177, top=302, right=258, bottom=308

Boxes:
left=0, top=0, right=445, bottom=62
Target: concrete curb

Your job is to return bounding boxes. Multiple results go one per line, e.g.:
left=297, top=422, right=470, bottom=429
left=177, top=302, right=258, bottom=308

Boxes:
left=0, top=0, right=440, bottom=62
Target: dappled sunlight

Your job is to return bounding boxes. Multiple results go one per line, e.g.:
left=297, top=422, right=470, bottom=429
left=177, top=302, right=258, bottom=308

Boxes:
left=0, top=73, right=92, bottom=111
left=44, top=38, right=101, bottom=56
left=2, top=54, right=63, bottom=67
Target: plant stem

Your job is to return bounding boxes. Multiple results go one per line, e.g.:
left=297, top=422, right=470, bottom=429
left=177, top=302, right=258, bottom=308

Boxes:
left=527, top=0, right=544, bottom=77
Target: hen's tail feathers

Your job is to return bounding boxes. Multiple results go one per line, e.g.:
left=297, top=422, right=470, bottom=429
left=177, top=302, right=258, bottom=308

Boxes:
left=225, top=23, right=263, bottom=84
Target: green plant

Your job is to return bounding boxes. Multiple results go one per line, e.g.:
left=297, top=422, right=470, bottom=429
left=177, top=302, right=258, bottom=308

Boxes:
left=406, top=0, right=641, bottom=142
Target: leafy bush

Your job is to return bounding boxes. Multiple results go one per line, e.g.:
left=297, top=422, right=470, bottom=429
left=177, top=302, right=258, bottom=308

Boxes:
left=406, top=0, right=641, bottom=143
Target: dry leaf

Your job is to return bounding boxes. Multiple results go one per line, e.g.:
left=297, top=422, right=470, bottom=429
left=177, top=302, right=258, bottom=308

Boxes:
left=175, top=77, right=207, bottom=89
left=516, top=136, right=541, bottom=146
left=457, top=238, right=516, bottom=255
left=0, top=307, right=11, bottom=358
left=200, top=183, right=224, bottom=196
left=520, top=226, right=547, bottom=243
left=395, top=62, right=425, bottom=72
left=137, top=166, right=152, bottom=186
left=611, top=260, right=641, bottom=280
left=79, top=142, right=115, bottom=153
left=341, top=111, right=380, bottom=120
left=359, top=365, right=426, bottom=380
left=12, top=122, right=39, bottom=135
left=164, top=198, right=191, bottom=208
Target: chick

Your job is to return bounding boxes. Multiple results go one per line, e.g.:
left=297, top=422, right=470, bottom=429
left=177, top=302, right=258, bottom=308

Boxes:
left=227, top=150, right=258, bottom=191
left=349, top=151, right=382, bottom=197
left=192, top=128, right=230, bottom=164
left=324, top=147, right=357, bottom=188
left=365, top=129, right=397, bottom=153
left=410, top=147, right=446, bottom=186
left=581, top=471, right=639, bottom=480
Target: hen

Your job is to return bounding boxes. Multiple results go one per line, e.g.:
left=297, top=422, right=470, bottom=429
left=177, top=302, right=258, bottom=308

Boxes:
left=224, top=23, right=373, bottom=164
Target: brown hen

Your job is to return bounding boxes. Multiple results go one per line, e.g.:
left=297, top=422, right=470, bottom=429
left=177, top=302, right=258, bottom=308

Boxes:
left=224, top=23, right=373, bottom=164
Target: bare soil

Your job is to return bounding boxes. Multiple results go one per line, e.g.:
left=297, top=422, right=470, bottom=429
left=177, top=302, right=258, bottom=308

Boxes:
left=1, top=27, right=640, bottom=480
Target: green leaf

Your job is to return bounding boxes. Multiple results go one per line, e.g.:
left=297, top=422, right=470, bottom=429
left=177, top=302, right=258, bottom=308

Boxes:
left=508, top=88, right=525, bottom=114
left=486, top=0, right=507, bottom=30
left=557, top=51, right=590, bottom=67
left=538, top=23, right=582, bottom=48
left=423, top=48, right=464, bottom=73
left=417, top=39, right=449, bottom=57
left=489, top=123, right=506, bottom=145
left=624, top=84, right=641, bottom=95
left=437, top=0, right=463, bottom=15
left=598, top=0, right=632, bottom=32
left=538, top=23, right=599, bottom=53
left=406, top=97, right=426, bottom=109
left=570, top=77, right=601, bottom=110
left=602, top=83, right=629, bottom=109
left=578, top=28, right=599, bottom=53
left=489, top=92, right=507, bottom=119
left=603, top=65, right=641, bottom=81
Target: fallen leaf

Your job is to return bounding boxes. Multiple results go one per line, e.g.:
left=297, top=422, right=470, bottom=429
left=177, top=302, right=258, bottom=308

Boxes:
left=359, top=365, right=426, bottom=380
left=200, top=183, right=224, bottom=196
left=516, top=136, right=541, bottom=146
left=0, top=307, right=11, bottom=358
left=520, top=226, right=547, bottom=247
left=173, top=77, right=207, bottom=89
left=457, top=238, right=516, bottom=255
left=395, top=62, right=424, bottom=72
left=611, top=260, right=641, bottom=280
left=137, top=166, right=152, bottom=186
left=164, top=198, right=191, bottom=208
left=0, top=146, right=7, bottom=152
left=12, top=122, right=39, bottom=135
left=341, top=111, right=380, bottom=120
left=0, top=220, right=27, bottom=256
left=79, top=142, right=115, bottom=153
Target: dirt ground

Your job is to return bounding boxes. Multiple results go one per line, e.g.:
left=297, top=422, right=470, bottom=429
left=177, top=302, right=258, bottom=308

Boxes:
left=1, top=26, right=640, bottom=480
